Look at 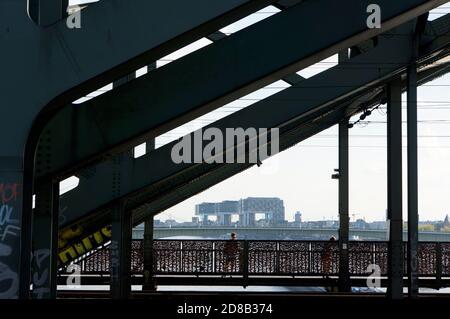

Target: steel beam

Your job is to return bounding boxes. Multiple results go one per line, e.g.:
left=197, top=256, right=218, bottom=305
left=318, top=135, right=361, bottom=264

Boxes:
left=57, top=17, right=450, bottom=264
left=110, top=201, right=132, bottom=300
left=0, top=0, right=446, bottom=299
left=131, top=109, right=346, bottom=225
left=142, top=138, right=156, bottom=292
left=123, top=17, right=450, bottom=287
left=407, top=31, right=420, bottom=300
left=55, top=23, right=432, bottom=264
left=36, top=0, right=449, bottom=182
left=386, top=79, right=404, bottom=300
left=274, top=0, right=304, bottom=10
left=31, top=93, right=65, bottom=299
left=338, top=119, right=351, bottom=292
left=50, top=15, right=450, bottom=268
left=2, top=0, right=274, bottom=154
left=109, top=153, right=132, bottom=300
left=109, top=77, right=136, bottom=300
left=142, top=217, right=155, bottom=291
left=130, top=52, right=450, bottom=227
left=3, top=0, right=275, bottom=130
left=0, top=0, right=273, bottom=298
left=59, top=23, right=415, bottom=230
left=31, top=182, right=59, bottom=299
left=0, top=158, right=24, bottom=299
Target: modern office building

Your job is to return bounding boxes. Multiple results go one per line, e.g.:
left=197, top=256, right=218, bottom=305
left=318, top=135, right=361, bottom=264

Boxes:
left=195, top=197, right=285, bottom=226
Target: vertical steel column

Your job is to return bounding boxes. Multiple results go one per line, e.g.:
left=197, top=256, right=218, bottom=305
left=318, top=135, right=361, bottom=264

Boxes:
left=0, top=157, right=24, bottom=299
left=436, top=243, right=442, bottom=288
left=110, top=198, right=131, bottom=299
left=407, top=30, right=420, bottom=299
left=16, top=1, right=68, bottom=299
left=31, top=128, right=60, bottom=299
left=142, top=217, right=155, bottom=291
left=109, top=74, right=136, bottom=299
left=387, top=79, right=404, bottom=300
left=243, top=241, right=249, bottom=288
left=142, top=133, right=156, bottom=291
left=110, top=151, right=132, bottom=299
left=32, top=182, right=59, bottom=299
left=338, top=118, right=350, bottom=292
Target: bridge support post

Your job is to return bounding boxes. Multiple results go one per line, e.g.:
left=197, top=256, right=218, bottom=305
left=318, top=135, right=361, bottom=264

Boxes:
left=2, top=0, right=69, bottom=300
left=109, top=149, right=132, bottom=299
left=31, top=181, right=60, bottom=299
left=142, top=137, right=156, bottom=292
left=242, top=241, right=249, bottom=288
left=387, top=79, right=404, bottom=300
left=338, top=118, right=351, bottom=292
left=110, top=199, right=132, bottom=299
left=108, top=73, right=136, bottom=300
left=142, top=216, right=155, bottom=291
left=407, top=22, right=422, bottom=299
left=436, top=243, right=442, bottom=288
left=0, top=158, right=26, bottom=299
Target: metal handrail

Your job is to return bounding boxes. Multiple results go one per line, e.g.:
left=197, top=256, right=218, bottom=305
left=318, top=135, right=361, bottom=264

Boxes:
left=59, top=239, right=450, bottom=279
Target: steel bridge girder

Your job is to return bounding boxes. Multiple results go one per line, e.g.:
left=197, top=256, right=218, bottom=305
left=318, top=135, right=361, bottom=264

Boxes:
left=37, top=0, right=448, bottom=180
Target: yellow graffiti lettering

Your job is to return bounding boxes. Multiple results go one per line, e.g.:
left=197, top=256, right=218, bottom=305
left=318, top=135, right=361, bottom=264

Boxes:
left=93, top=231, right=104, bottom=244
left=74, top=242, right=86, bottom=255
left=58, top=224, right=114, bottom=265
left=58, top=238, right=68, bottom=249
left=101, top=225, right=112, bottom=238
left=82, top=237, right=93, bottom=251
left=61, top=226, right=83, bottom=240
left=59, top=247, right=78, bottom=264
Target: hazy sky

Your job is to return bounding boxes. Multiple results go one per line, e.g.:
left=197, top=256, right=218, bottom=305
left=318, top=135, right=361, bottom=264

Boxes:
left=66, top=1, right=450, bottom=223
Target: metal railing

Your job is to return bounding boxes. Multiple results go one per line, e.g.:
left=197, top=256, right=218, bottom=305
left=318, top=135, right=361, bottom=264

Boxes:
left=63, top=240, right=450, bottom=279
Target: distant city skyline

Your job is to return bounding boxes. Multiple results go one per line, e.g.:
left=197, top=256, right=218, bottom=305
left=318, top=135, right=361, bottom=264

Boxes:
left=157, top=193, right=450, bottom=224
left=159, top=213, right=450, bottom=223
left=152, top=211, right=450, bottom=234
